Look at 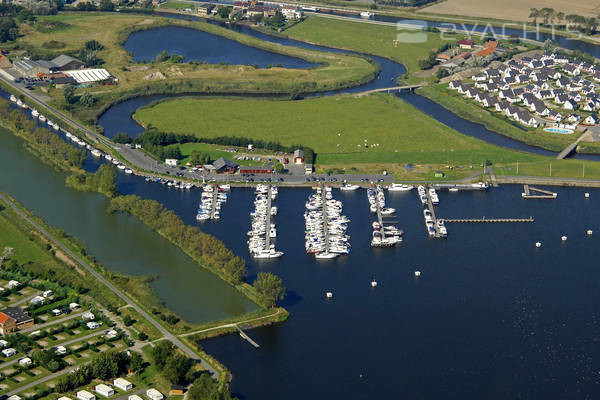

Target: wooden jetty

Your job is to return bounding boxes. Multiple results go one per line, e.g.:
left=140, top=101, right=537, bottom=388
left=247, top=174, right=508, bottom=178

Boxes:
left=522, top=185, right=557, bottom=199
left=236, top=325, right=259, bottom=348
left=264, top=184, right=272, bottom=249
left=444, top=217, right=534, bottom=223
left=424, top=186, right=441, bottom=238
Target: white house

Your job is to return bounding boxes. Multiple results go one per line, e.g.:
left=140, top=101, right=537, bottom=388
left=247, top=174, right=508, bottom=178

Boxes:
left=52, top=309, right=62, bottom=317
left=2, top=348, right=17, bottom=357
left=113, top=378, right=133, bottom=391
left=0, top=339, right=8, bottom=348
left=128, top=396, right=143, bottom=400
left=584, top=114, right=599, bottom=125
left=58, top=397, right=72, bottom=400
left=95, top=384, right=114, bottom=398
left=18, top=357, right=32, bottom=367
left=7, top=396, right=21, bottom=400
left=77, top=390, right=96, bottom=400
left=293, top=149, right=304, bottom=164
left=448, top=80, right=462, bottom=90
left=55, top=345, right=67, bottom=355
left=564, top=99, right=579, bottom=110
left=165, top=159, right=178, bottom=167
left=42, top=290, right=54, bottom=298
left=146, top=389, right=164, bottom=400
left=106, top=329, right=118, bottom=339
left=281, top=6, right=302, bottom=19
left=69, top=302, right=80, bottom=310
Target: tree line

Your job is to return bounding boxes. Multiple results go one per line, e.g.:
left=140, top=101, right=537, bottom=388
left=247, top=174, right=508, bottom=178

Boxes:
left=108, top=195, right=249, bottom=285
left=66, top=164, right=118, bottom=197
left=130, top=128, right=316, bottom=163
left=0, top=97, right=86, bottom=168
left=529, top=8, right=599, bottom=34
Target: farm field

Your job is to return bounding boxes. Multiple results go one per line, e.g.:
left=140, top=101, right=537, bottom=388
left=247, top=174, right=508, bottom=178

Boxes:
left=134, top=93, right=545, bottom=166
left=419, top=0, right=600, bottom=22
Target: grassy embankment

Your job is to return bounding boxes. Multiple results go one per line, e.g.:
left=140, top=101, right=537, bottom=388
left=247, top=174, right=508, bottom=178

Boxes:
left=12, top=12, right=378, bottom=123
left=417, top=84, right=579, bottom=152
left=134, top=93, right=549, bottom=179
left=285, top=15, right=454, bottom=82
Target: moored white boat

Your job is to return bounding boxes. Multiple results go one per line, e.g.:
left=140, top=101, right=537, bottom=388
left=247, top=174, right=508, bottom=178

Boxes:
left=388, top=183, right=413, bottom=192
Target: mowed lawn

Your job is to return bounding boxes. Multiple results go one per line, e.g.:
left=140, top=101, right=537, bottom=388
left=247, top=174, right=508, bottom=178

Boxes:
left=134, top=94, right=544, bottom=165
left=0, top=205, right=54, bottom=265
left=285, top=16, right=452, bottom=73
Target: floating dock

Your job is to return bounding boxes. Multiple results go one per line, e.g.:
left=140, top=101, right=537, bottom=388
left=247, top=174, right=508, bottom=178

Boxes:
left=236, top=325, right=259, bottom=348
left=522, top=185, right=557, bottom=199
left=444, top=217, right=534, bottom=223
left=264, top=185, right=273, bottom=249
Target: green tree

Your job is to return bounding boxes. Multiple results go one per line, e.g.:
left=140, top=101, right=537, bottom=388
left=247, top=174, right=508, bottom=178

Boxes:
left=99, top=0, right=114, bottom=11
left=216, top=6, right=232, bottom=18
left=189, top=150, right=211, bottom=165
left=113, top=133, right=133, bottom=144
left=253, top=272, right=285, bottom=308
left=151, top=340, right=175, bottom=370
left=91, top=352, right=119, bottom=380
left=156, top=50, right=169, bottom=62
left=79, top=91, right=96, bottom=107
left=129, top=351, right=144, bottom=372
left=63, top=84, right=76, bottom=104
left=85, top=39, right=104, bottom=51
left=162, top=353, right=194, bottom=385
left=273, top=161, right=284, bottom=173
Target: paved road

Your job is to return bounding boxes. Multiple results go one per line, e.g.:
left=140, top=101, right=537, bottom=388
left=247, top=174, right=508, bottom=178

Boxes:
left=8, top=291, right=41, bottom=307
left=0, top=194, right=218, bottom=378
left=20, top=311, right=86, bottom=333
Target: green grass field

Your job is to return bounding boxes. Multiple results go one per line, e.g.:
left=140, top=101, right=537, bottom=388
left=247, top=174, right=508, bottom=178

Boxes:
left=285, top=16, right=453, bottom=75
left=134, top=94, right=546, bottom=167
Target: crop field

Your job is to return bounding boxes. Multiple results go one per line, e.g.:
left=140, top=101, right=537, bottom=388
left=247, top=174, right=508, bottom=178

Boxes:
left=134, top=93, right=545, bottom=166
left=419, top=0, right=600, bottom=22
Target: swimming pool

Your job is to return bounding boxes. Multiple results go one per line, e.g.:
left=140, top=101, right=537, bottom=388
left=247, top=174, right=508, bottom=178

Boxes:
left=544, top=127, right=574, bottom=134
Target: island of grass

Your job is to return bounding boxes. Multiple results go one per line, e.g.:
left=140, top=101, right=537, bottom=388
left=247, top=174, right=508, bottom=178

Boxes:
left=132, top=93, right=544, bottom=177
left=11, top=12, right=379, bottom=124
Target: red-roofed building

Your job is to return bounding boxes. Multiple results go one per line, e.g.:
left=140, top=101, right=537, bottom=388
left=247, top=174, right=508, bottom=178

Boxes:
left=478, top=40, right=498, bottom=57
left=457, top=38, right=474, bottom=49
left=0, top=313, right=16, bottom=335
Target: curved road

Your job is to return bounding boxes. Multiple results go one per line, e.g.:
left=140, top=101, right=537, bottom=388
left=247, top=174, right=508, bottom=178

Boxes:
left=0, top=193, right=218, bottom=378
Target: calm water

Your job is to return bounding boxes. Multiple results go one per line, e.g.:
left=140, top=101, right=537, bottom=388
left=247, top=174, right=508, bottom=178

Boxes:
left=0, top=128, right=256, bottom=322
left=124, top=25, right=318, bottom=68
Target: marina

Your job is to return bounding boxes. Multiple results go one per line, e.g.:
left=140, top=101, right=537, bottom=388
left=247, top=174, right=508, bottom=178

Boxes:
left=248, top=184, right=283, bottom=259
left=304, top=184, right=350, bottom=258
left=418, top=185, right=446, bottom=238
left=368, top=184, right=403, bottom=247
left=196, top=184, right=229, bottom=221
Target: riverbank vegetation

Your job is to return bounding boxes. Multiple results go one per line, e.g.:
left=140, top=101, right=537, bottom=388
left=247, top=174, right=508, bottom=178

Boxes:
left=0, top=97, right=86, bottom=169
left=108, top=195, right=285, bottom=308
left=11, top=12, right=379, bottom=125
left=65, top=164, right=118, bottom=197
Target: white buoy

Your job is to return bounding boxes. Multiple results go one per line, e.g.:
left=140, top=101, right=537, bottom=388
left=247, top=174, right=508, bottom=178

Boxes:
left=587, top=230, right=593, bottom=235
left=585, top=192, right=590, bottom=198
left=561, top=236, right=567, bottom=241
left=535, top=242, right=542, bottom=248
left=326, top=292, right=333, bottom=298
left=414, top=271, right=421, bottom=277
left=371, top=280, right=377, bottom=287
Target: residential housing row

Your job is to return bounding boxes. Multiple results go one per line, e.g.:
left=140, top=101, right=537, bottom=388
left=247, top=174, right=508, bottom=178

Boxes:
left=448, top=51, right=600, bottom=129
left=196, top=1, right=303, bottom=20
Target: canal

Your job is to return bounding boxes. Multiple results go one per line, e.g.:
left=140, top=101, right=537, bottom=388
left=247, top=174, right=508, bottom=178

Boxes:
left=0, top=127, right=257, bottom=322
